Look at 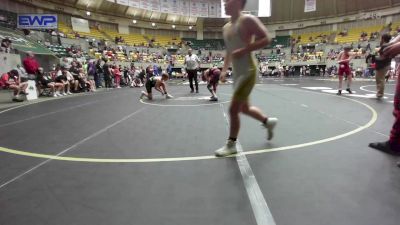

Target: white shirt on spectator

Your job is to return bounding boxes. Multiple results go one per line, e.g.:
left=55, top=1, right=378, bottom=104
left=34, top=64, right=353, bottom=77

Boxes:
left=16, top=67, right=27, bottom=78
left=184, top=54, right=200, bottom=70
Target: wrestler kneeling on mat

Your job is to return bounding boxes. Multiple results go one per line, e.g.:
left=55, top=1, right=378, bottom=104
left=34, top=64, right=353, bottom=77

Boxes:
left=140, top=73, right=173, bottom=100
left=203, top=66, right=221, bottom=101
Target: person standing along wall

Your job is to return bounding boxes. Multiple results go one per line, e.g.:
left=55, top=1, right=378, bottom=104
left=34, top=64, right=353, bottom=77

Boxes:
left=375, top=34, right=392, bottom=98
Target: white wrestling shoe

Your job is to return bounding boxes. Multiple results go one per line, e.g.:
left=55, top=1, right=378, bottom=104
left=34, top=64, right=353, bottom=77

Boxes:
left=263, top=118, right=278, bottom=141
left=215, top=140, right=237, bottom=157
left=140, top=91, right=146, bottom=100
left=166, top=94, right=173, bottom=99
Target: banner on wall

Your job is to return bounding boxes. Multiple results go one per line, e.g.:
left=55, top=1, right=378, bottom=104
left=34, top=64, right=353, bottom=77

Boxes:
left=169, top=0, right=181, bottom=14
left=208, top=1, right=218, bottom=18
left=71, top=17, right=90, bottom=33
left=304, top=0, right=316, bottom=12
left=116, top=0, right=129, bottom=6
left=113, top=0, right=230, bottom=17
left=180, top=1, right=190, bottom=16
left=160, top=0, right=180, bottom=14
left=140, top=0, right=161, bottom=11
left=140, top=0, right=151, bottom=11
left=129, top=0, right=140, bottom=8
left=17, top=14, right=58, bottom=29
left=190, top=0, right=201, bottom=17
left=198, top=0, right=209, bottom=17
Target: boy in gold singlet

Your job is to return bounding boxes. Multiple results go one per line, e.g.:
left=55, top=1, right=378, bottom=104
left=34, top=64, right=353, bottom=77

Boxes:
left=215, top=0, right=278, bottom=157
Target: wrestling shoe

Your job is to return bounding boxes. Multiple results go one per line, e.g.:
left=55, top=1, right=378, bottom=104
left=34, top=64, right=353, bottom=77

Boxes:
left=140, top=91, right=146, bottom=100
left=369, top=141, right=395, bottom=154
left=263, top=118, right=278, bottom=141
left=166, top=94, right=173, bottom=99
left=215, top=140, right=237, bottom=157
left=209, top=96, right=218, bottom=101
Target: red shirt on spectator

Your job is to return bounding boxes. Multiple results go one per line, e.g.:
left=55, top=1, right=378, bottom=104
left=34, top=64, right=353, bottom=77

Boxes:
left=0, top=73, right=10, bottom=88
left=23, top=57, right=40, bottom=74
left=113, top=68, right=121, bottom=77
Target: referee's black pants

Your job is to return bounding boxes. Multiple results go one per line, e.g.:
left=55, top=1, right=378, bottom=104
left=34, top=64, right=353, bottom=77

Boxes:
left=187, top=69, right=198, bottom=92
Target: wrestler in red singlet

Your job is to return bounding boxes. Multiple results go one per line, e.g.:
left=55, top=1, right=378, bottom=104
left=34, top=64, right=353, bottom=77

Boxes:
left=337, top=46, right=353, bottom=95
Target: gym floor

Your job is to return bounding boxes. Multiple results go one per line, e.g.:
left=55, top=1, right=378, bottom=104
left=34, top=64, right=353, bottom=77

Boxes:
left=0, top=77, right=399, bottom=225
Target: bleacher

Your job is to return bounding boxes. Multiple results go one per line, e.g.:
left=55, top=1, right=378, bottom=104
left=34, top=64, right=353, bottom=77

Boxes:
left=335, top=25, right=384, bottom=44
left=0, top=9, right=17, bottom=29
left=293, top=31, right=331, bottom=45
left=291, top=51, right=325, bottom=62
left=390, top=21, right=400, bottom=36
left=58, top=22, right=108, bottom=41
left=58, top=22, right=76, bottom=39
left=270, top=36, right=291, bottom=48
left=148, top=35, right=181, bottom=47
left=104, top=29, right=148, bottom=46
left=47, top=45, right=68, bottom=57
left=182, top=38, right=224, bottom=50
left=76, top=28, right=108, bottom=41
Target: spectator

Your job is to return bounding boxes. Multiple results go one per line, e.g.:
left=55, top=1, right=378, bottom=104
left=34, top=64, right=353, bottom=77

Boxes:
left=138, top=66, right=146, bottom=84
left=23, top=51, right=40, bottom=80
left=0, top=69, right=28, bottom=102
left=167, top=61, right=173, bottom=79
left=15, top=64, right=28, bottom=81
left=112, top=65, right=122, bottom=88
left=87, top=60, right=96, bottom=81
left=79, top=68, right=96, bottom=92
left=375, top=33, right=392, bottom=98
left=1, top=37, right=12, bottom=53
left=102, top=61, right=112, bottom=89
left=121, top=66, right=129, bottom=86
left=95, top=59, right=103, bottom=88
left=153, top=64, right=159, bottom=76
left=366, top=42, right=371, bottom=51
left=69, top=61, right=85, bottom=92
left=55, top=65, right=72, bottom=95
left=36, top=67, right=64, bottom=97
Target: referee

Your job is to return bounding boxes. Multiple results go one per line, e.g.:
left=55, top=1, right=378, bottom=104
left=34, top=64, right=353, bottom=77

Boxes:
left=184, top=48, right=200, bottom=93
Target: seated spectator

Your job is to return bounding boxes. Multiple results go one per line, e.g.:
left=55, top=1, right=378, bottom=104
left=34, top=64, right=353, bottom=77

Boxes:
left=338, top=29, right=348, bottom=36
left=0, top=69, right=28, bottom=102
left=15, top=64, right=28, bottom=80
left=78, top=68, right=96, bottom=92
left=36, top=67, right=65, bottom=97
left=69, top=61, right=85, bottom=92
left=1, top=37, right=12, bottom=53
left=130, top=67, right=143, bottom=88
left=55, top=65, right=74, bottom=95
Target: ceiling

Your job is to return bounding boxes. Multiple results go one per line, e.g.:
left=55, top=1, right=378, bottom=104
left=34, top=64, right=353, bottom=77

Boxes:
left=43, top=0, right=398, bottom=26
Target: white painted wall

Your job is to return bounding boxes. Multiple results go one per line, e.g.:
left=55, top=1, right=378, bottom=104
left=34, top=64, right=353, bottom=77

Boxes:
left=0, top=53, right=22, bottom=75
left=118, top=24, right=130, bottom=34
